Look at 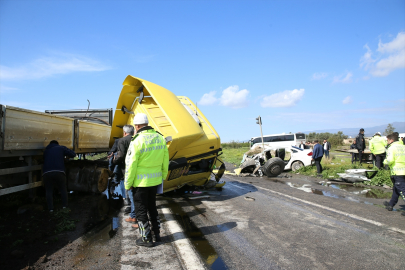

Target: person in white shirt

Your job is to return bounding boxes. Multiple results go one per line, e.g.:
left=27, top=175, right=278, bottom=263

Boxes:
left=323, top=139, right=331, bottom=158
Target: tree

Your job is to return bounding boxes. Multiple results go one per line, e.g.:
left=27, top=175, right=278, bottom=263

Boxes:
left=383, top=123, right=395, bottom=135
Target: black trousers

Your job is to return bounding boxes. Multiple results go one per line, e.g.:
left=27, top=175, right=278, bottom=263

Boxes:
left=358, top=151, right=363, bottom=164
left=389, top=176, right=405, bottom=207
left=351, top=153, right=358, bottom=163
left=314, top=157, right=323, bottom=174
left=375, top=154, right=385, bottom=169
left=133, top=185, right=160, bottom=234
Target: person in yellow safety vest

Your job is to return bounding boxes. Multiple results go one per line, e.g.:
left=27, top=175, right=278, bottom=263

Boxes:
left=369, top=132, right=387, bottom=169
left=383, top=133, right=405, bottom=215
left=125, top=113, right=169, bottom=247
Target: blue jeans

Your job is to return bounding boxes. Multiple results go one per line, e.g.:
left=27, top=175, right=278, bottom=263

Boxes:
left=128, top=188, right=136, bottom=218
left=43, top=172, right=68, bottom=211
left=109, top=156, right=123, bottom=182
left=324, top=150, right=330, bottom=158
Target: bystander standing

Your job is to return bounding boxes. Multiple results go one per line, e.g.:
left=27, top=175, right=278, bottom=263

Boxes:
left=42, top=140, right=76, bottom=212
left=383, top=133, right=405, bottom=215
left=312, top=140, right=324, bottom=176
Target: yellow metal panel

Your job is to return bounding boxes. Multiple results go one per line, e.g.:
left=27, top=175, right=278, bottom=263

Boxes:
left=77, top=121, right=111, bottom=149
left=110, top=76, right=222, bottom=191
left=4, top=106, right=74, bottom=150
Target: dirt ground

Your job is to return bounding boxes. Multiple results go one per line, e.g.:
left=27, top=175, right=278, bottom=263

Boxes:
left=0, top=186, right=122, bottom=270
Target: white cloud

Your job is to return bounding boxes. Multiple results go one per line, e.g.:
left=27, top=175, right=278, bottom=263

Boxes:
left=219, top=86, right=249, bottom=108
left=0, top=54, right=110, bottom=80
left=333, top=72, right=353, bottom=83
left=312, top=72, right=328, bottom=80
left=360, top=32, right=405, bottom=77
left=0, top=85, right=19, bottom=94
left=260, top=89, right=305, bottom=108
left=342, top=96, right=353, bottom=104
left=198, top=91, right=217, bottom=106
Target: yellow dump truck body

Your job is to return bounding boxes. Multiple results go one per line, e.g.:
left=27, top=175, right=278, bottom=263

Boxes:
left=110, top=76, right=221, bottom=192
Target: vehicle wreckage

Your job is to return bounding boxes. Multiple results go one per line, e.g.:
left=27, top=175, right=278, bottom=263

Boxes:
left=236, top=145, right=314, bottom=177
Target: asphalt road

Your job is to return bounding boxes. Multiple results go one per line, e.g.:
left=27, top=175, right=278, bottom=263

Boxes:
left=166, top=174, right=405, bottom=270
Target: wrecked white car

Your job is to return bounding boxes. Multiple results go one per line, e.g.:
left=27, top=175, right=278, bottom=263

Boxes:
left=238, top=146, right=314, bottom=177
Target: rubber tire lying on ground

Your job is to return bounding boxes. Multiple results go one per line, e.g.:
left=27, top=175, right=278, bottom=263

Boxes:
left=262, top=157, right=285, bottom=177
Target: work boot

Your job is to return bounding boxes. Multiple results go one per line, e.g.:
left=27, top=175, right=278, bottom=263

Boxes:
left=153, top=233, right=162, bottom=242
left=136, top=221, right=153, bottom=247
left=136, top=237, right=154, bottom=247
left=383, top=201, right=393, bottom=211
left=125, top=217, right=137, bottom=223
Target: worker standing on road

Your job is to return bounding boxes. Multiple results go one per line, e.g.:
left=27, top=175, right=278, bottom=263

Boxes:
left=125, top=113, right=169, bottom=247
left=113, top=125, right=137, bottom=224
left=383, top=133, right=405, bottom=215
left=350, top=140, right=358, bottom=164
left=355, top=128, right=366, bottom=165
left=369, top=132, right=387, bottom=169
left=43, top=140, right=76, bottom=213
left=323, top=139, right=331, bottom=159
left=312, top=140, right=324, bottom=176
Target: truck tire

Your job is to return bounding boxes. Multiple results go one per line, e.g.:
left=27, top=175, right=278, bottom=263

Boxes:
left=263, top=157, right=285, bottom=177
left=291, top=161, right=304, bottom=172
left=240, top=158, right=257, bottom=173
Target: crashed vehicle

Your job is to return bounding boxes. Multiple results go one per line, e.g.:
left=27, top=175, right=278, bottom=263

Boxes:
left=110, top=76, right=225, bottom=192
left=238, top=145, right=314, bottom=177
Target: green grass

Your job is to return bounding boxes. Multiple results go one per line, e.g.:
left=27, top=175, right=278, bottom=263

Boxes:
left=220, top=147, right=249, bottom=165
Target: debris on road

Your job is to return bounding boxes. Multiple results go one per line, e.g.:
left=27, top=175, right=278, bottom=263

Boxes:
left=337, top=169, right=377, bottom=183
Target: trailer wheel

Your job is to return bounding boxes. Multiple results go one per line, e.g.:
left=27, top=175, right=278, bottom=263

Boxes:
left=291, top=161, right=304, bottom=172
left=240, top=159, right=257, bottom=173
left=263, top=157, right=285, bottom=177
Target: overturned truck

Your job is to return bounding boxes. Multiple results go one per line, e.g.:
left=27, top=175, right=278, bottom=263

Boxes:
left=0, top=76, right=225, bottom=196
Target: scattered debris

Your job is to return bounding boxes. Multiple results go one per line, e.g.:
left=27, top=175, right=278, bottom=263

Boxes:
left=244, top=196, right=256, bottom=201
left=337, top=169, right=377, bottom=183
left=188, top=195, right=210, bottom=200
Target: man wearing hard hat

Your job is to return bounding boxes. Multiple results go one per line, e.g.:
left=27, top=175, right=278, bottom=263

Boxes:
left=369, top=132, right=387, bottom=169
left=125, top=113, right=169, bottom=247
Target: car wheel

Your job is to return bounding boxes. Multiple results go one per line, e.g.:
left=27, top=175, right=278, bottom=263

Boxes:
left=291, top=161, right=304, bottom=172
left=262, top=157, right=285, bottom=177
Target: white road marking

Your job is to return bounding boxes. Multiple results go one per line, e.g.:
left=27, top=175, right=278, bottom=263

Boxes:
left=227, top=181, right=405, bottom=235
left=160, top=207, right=206, bottom=270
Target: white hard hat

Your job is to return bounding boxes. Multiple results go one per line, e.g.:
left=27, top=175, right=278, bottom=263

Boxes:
left=133, top=113, right=149, bottom=125
left=375, top=132, right=381, bottom=136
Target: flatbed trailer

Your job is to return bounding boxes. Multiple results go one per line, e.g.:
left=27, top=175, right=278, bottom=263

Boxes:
left=0, top=106, right=112, bottom=196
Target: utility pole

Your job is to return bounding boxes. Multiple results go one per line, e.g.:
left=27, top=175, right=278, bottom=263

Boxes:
left=256, top=116, right=265, bottom=160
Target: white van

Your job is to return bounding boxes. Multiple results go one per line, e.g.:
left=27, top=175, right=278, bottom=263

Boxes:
left=250, top=133, right=306, bottom=149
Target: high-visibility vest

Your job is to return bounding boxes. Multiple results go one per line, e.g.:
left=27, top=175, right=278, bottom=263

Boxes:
left=125, top=128, right=169, bottom=189
left=384, top=141, right=405, bottom=176
left=369, top=136, right=387, bottom=155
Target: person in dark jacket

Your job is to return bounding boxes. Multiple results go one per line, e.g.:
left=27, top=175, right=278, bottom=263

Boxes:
left=113, top=125, right=137, bottom=225
left=312, top=140, right=324, bottom=175
left=323, top=139, right=331, bottom=159
left=355, top=128, right=366, bottom=165
left=43, top=140, right=76, bottom=212
left=350, top=140, right=358, bottom=164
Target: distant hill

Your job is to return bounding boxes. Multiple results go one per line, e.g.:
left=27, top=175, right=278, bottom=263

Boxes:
left=302, top=122, right=405, bottom=138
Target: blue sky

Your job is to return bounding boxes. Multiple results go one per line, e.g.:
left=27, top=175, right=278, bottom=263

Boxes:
left=1, top=0, right=404, bottom=142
